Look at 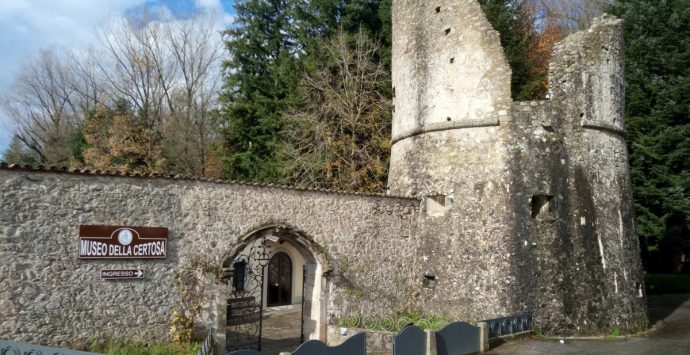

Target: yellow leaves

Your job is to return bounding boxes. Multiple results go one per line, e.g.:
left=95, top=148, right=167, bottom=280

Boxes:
left=282, top=31, right=391, bottom=193
left=169, top=258, right=211, bottom=343
left=81, top=106, right=164, bottom=174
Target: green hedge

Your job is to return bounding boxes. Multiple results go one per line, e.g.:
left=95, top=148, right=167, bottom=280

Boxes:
left=646, top=274, right=690, bottom=295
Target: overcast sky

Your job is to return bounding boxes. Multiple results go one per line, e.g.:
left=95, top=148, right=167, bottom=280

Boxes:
left=0, top=0, right=235, bottom=157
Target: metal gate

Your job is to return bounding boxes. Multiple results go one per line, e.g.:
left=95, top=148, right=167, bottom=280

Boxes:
left=225, top=239, right=271, bottom=352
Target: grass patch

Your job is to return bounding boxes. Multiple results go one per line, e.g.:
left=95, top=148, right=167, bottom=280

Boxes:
left=90, top=341, right=199, bottom=355
left=646, top=274, right=690, bottom=295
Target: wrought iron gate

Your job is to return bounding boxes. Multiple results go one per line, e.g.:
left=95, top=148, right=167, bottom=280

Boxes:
left=225, top=239, right=271, bottom=352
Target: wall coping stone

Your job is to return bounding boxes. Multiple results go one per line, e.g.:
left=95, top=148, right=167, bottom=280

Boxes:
left=0, top=162, right=420, bottom=201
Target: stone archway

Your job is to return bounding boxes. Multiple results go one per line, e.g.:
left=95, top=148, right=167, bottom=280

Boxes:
left=217, top=225, right=330, bottom=353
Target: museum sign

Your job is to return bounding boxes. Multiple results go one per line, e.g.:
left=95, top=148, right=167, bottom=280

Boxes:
left=79, top=225, right=168, bottom=259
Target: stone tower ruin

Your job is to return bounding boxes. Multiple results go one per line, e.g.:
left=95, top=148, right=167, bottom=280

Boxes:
left=389, top=0, right=647, bottom=334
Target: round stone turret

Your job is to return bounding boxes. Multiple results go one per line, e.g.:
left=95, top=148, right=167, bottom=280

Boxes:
left=389, top=0, right=512, bottom=196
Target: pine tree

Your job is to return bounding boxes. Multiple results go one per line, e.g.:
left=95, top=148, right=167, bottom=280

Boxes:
left=218, top=0, right=301, bottom=182
left=609, top=0, right=690, bottom=271
left=2, top=135, right=41, bottom=165
left=218, top=0, right=392, bottom=183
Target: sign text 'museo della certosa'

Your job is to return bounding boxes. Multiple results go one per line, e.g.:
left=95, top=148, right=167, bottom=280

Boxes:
left=79, top=225, right=168, bottom=259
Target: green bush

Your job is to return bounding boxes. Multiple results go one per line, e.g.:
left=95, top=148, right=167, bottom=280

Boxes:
left=646, top=274, right=690, bottom=295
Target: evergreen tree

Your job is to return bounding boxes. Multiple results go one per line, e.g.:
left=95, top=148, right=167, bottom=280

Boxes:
left=2, top=135, right=41, bottom=165
left=218, top=0, right=391, bottom=183
left=609, top=0, right=690, bottom=271
left=218, top=0, right=301, bottom=182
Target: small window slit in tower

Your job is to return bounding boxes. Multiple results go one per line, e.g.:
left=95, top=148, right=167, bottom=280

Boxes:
left=449, top=57, right=455, bottom=64
left=435, top=6, right=441, bottom=13
left=444, top=28, right=451, bottom=35
left=425, top=194, right=449, bottom=217
left=531, top=194, right=554, bottom=219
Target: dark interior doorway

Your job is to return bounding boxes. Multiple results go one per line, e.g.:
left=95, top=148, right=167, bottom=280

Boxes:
left=267, top=252, right=292, bottom=307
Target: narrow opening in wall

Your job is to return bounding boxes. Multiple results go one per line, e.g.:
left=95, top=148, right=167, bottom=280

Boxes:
left=425, top=194, right=448, bottom=217
left=444, top=28, right=451, bottom=35
left=435, top=6, right=441, bottom=13
left=423, top=273, right=438, bottom=288
left=531, top=194, right=553, bottom=219
left=449, top=57, right=455, bottom=64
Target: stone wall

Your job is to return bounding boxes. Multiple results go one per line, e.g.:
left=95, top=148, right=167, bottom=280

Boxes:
left=0, top=167, right=420, bottom=347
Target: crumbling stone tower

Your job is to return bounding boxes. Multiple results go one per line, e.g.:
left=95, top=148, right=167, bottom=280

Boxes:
left=389, top=0, right=647, bottom=334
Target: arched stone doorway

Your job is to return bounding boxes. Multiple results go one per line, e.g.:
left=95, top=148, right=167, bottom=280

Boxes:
left=217, top=225, right=329, bottom=353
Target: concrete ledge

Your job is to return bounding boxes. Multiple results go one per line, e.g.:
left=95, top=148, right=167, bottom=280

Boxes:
left=391, top=117, right=501, bottom=144
left=488, top=330, right=536, bottom=348
left=581, top=121, right=627, bottom=136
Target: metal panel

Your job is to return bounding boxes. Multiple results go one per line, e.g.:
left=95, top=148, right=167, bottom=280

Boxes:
left=482, top=314, right=533, bottom=338
left=292, top=332, right=366, bottom=355
left=225, top=239, right=272, bottom=352
left=198, top=327, right=214, bottom=355
left=435, top=321, right=481, bottom=355
left=0, top=340, right=102, bottom=355
left=393, top=324, right=426, bottom=355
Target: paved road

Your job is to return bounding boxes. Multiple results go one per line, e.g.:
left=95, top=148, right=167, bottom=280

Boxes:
left=261, top=307, right=302, bottom=355
left=258, top=296, right=690, bottom=355
left=488, top=295, right=690, bottom=355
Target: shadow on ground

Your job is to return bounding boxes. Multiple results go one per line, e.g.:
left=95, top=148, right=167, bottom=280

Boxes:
left=647, top=293, right=690, bottom=323
left=487, top=293, right=690, bottom=355
left=260, top=308, right=302, bottom=355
